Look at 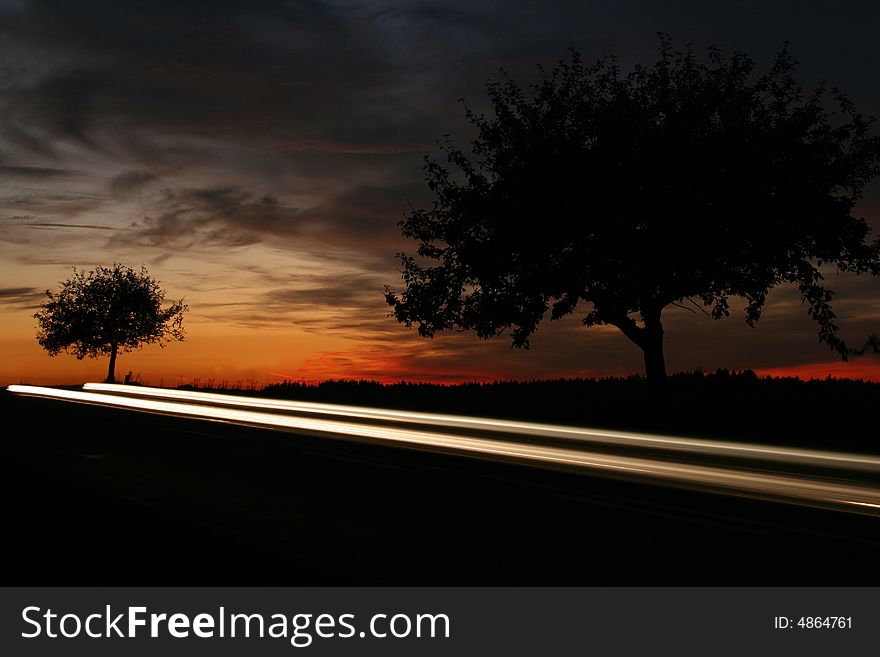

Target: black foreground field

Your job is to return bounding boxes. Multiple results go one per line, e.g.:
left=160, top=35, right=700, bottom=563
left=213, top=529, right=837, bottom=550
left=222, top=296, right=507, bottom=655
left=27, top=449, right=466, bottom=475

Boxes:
left=253, top=371, right=879, bottom=453
left=4, top=376, right=879, bottom=584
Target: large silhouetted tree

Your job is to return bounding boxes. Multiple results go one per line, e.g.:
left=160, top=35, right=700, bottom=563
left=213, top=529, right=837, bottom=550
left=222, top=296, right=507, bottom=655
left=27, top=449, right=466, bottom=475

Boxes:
left=35, top=264, right=187, bottom=382
left=385, top=39, right=880, bottom=381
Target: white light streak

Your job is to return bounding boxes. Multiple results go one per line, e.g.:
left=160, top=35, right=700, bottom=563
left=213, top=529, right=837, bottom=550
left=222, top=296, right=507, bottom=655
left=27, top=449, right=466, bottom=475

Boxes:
left=82, top=383, right=880, bottom=473
left=9, top=384, right=880, bottom=515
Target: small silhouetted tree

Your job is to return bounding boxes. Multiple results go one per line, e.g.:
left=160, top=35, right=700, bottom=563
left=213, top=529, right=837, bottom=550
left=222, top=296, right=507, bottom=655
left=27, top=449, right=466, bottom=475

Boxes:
left=34, top=264, right=187, bottom=382
left=385, top=39, right=880, bottom=381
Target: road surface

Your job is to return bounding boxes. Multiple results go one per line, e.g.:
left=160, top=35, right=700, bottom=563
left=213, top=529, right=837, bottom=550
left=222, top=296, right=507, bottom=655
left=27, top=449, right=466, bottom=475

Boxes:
left=5, top=385, right=879, bottom=583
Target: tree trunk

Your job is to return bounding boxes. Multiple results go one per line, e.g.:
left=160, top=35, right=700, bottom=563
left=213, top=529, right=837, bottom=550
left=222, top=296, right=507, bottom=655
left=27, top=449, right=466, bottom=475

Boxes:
left=609, top=307, right=668, bottom=383
left=106, top=343, right=118, bottom=383
left=641, top=331, right=667, bottom=382
left=640, top=308, right=667, bottom=383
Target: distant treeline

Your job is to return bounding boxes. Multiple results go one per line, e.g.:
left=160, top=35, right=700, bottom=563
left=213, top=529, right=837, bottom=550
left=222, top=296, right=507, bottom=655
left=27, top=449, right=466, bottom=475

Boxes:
left=182, top=370, right=878, bottom=452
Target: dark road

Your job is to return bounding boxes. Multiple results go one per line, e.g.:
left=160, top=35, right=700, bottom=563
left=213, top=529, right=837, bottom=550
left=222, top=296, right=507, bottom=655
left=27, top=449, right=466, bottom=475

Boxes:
left=4, top=390, right=879, bottom=584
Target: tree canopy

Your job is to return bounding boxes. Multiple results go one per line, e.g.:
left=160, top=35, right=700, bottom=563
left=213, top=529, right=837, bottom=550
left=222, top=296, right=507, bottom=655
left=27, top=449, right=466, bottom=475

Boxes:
left=385, top=39, right=880, bottom=381
left=34, top=263, right=187, bottom=382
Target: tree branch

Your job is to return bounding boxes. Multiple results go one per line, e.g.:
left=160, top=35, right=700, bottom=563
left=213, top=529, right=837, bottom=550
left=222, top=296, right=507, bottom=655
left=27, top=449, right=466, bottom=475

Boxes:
left=607, top=313, right=646, bottom=348
left=686, top=297, right=712, bottom=317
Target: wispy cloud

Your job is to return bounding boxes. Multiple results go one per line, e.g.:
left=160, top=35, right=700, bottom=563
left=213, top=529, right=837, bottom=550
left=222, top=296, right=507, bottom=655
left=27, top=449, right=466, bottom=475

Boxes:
left=0, top=285, right=43, bottom=309
left=112, top=186, right=302, bottom=249
left=107, top=170, right=158, bottom=196
left=0, top=164, right=79, bottom=178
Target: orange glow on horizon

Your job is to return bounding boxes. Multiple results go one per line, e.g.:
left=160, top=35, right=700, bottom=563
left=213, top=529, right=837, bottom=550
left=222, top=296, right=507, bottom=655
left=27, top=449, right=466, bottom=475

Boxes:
left=4, top=320, right=879, bottom=387
left=754, top=360, right=880, bottom=382
left=288, top=351, right=513, bottom=385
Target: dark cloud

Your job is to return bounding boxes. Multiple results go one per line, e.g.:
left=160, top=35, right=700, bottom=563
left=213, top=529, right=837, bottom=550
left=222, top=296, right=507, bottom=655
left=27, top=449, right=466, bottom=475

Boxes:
left=0, top=0, right=431, bottom=160
left=0, top=188, right=104, bottom=228
left=107, top=170, right=157, bottom=196
left=1, top=1, right=878, bottom=163
left=113, top=186, right=301, bottom=249
left=19, top=221, right=114, bottom=230
left=193, top=269, right=392, bottom=331
left=292, top=180, right=427, bottom=253
left=0, top=285, right=43, bottom=309
left=264, top=274, right=385, bottom=310
left=0, top=164, right=78, bottom=178
left=0, top=194, right=108, bottom=253
left=111, top=177, right=425, bottom=256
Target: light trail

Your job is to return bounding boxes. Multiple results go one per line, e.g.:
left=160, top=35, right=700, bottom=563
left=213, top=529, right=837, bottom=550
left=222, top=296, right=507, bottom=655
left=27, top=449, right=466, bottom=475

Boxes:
left=8, top=384, right=880, bottom=515
left=83, top=382, right=880, bottom=473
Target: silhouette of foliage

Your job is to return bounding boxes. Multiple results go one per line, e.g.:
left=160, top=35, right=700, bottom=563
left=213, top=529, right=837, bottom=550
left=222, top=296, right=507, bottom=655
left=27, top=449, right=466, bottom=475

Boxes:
left=385, top=37, right=880, bottom=381
left=254, top=371, right=880, bottom=452
left=852, top=333, right=880, bottom=356
left=34, top=263, right=187, bottom=382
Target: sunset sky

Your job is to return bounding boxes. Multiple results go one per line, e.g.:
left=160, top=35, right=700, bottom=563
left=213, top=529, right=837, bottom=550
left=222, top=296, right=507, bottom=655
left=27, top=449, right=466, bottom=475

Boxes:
left=1, top=0, right=879, bottom=386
